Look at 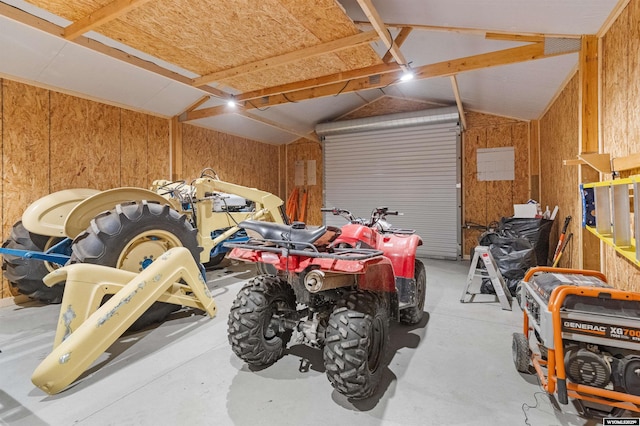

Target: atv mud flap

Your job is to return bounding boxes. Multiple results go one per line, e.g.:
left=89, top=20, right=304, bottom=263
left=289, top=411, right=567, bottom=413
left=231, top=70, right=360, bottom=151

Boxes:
left=32, top=247, right=216, bottom=395
left=395, top=277, right=417, bottom=307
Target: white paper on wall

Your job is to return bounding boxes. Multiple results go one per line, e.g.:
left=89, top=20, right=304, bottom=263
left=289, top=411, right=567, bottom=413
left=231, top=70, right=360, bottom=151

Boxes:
left=307, top=160, right=316, bottom=185
left=476, top=147, right=515, bottom=181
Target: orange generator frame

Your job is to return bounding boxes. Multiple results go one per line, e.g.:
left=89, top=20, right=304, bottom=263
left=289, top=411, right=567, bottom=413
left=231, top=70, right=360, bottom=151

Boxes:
left=515, top=266, right=640, bottom=417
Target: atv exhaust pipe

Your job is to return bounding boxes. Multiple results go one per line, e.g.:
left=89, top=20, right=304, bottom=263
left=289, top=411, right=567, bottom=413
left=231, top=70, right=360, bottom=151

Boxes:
left=304, top=270, right=355, bottom=293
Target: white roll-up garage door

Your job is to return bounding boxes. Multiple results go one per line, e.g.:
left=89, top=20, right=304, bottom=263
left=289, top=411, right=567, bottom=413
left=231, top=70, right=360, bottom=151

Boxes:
left=318, top=107, right=461, bottom=259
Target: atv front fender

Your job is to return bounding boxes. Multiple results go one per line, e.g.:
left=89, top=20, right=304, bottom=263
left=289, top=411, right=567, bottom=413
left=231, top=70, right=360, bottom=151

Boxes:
left=378, top=234, right=423, bottom=279
left=64, top=187, right=173, bottom=239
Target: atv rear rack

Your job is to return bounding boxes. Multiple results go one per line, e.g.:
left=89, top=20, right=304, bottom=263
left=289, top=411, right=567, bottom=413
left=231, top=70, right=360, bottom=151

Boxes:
left=225, top=239, right=383, bottom=261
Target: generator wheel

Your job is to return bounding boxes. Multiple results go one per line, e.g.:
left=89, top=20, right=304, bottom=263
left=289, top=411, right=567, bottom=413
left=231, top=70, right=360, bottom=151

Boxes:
left=1, top=221, right=64, bottom=303
left=512, top=332, right=532, bottom=373
left=70, top=201, right=201, bottom=329
left=324, top=291, right=390, bottom=399
left=227, top=275, right=296, bottom=365
left=400, top=259, right=426, bottom=325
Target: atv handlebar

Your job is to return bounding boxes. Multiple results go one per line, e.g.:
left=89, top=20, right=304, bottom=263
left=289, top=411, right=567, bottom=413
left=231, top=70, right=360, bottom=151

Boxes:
left=321, top=206, right=402, bottom=226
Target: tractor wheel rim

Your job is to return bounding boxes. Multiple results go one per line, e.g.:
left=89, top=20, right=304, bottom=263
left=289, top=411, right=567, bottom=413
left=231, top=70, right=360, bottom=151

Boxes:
left=43, top=237, right=63, bottom=273
left=117, top=230, right=182, bottom=272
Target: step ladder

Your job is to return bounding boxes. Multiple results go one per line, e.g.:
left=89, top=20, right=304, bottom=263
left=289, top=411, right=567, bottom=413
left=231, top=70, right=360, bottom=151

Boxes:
left=460, top=245, right=512, bottom=310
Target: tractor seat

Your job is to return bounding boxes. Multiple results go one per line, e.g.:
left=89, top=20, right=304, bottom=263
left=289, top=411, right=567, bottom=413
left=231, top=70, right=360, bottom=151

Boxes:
left=239, top=220, right=327, bottom=246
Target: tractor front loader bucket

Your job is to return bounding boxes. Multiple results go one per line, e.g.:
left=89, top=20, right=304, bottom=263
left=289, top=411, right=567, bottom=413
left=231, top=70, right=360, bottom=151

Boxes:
left=31, top=247, right=216, bottom=395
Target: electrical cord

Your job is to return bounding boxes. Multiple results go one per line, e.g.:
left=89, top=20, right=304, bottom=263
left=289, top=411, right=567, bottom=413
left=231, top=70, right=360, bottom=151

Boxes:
left=521, top=392, right=548, bottom=426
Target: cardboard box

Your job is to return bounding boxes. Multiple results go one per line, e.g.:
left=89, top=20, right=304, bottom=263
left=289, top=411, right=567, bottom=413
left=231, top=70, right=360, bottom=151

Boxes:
left=513, top=204, right=538, bottom=218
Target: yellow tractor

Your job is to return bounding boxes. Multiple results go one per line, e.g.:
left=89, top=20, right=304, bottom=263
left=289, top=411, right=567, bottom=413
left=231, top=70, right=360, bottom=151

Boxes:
left=1, top=168, right=285, bottom=327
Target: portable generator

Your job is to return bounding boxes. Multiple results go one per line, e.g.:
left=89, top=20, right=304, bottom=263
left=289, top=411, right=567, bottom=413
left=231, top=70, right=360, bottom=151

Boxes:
left=514, top=266, right=640, bottom=417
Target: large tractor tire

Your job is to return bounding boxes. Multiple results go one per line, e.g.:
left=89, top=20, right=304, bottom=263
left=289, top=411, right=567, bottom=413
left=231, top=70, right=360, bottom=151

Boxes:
left=2, top=221, right=64, bottom=303
left=227, top=275, right=296, bottom=366
left=70, top=201, right=202, bottom=329
left=400, top=259, right=426, bottom=325
left=324, top=291, right=390, bottom=399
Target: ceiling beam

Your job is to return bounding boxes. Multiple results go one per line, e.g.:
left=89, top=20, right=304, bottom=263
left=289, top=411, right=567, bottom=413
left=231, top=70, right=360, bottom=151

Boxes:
left=449, top=75, right=467, bottom=130
left=64, top=0, right=154, bottom=40
left=355, top=21, right=581, bottom=39
left=0, top=3, right=229, bottom=99
left=355, top=0, right=408, bottom=66
left=192, top=30, right=380, bottom=86
left=237, top=111, right=320, bottom=143
left=184, top=41, right=575, bottom=121
left=383, top=27, right=412, bottom=63
left=485, top=33, right=544, bottom=43
left=237, top=62, right=400, bottom=102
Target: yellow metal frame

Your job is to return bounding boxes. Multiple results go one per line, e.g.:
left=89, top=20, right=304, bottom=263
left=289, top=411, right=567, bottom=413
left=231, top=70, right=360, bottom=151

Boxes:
left=31, top=247, right=216, bottom=395
left=582, top=176, right=640, bottom=267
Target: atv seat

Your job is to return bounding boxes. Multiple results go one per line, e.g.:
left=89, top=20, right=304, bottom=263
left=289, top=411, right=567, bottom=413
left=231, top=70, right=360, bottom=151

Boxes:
left=239, top=220, right=327, bottom=246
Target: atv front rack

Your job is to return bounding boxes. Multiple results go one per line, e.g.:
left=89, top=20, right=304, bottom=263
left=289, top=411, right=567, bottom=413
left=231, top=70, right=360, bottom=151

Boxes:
left=225, top=239, right=383, bottom=260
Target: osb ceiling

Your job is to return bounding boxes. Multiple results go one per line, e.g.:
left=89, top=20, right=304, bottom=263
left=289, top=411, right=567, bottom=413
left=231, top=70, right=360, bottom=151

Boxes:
left=0, top=0, right=626, bottom=144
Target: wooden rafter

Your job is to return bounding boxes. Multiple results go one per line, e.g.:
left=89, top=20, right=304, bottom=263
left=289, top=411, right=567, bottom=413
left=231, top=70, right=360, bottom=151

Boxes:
left=449, top=75, right=467, bottom=130
left=237, top=62, right=400, bottom=102
left=192, top=30, right=380, bottom=86
left=355, top=0, right=408, bottom=66
left=485, top=33, right=544, bottom=43
left=237, top=111, right=320, bottom=143
left=0, top=3, right=228, bottom=99
left=184, top=41, right=576, bottom=122
left=355, top=21, right=581, bottom=40
left=383, top=27, right=412, bottom=63
left=64, top=0, right=154, bottom=40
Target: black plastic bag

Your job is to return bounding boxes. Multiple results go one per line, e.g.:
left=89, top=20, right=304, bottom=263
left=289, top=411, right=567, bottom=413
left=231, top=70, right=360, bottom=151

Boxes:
left=498, top=217, right=553, bottom=266
left=479, top=235, right=537, bottom=296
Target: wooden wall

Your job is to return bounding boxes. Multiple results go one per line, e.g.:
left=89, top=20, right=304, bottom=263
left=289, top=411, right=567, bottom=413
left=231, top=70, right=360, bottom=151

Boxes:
left=539, top=75, right=583, bottom=270
left=462, top=112, right=531, bottom=255
left=180, top=124, right=280, bottom=196
left=600, top=0, right=640, bottom=291
left=280, top=139, right=323, bottom=225
left=0, top=78, right=171, bottom=298
left=0, top=78, right=282, bottom=300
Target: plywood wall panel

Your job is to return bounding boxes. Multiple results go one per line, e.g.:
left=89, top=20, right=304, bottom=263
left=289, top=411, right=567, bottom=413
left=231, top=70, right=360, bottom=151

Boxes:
left=485, top=125, right=514, bottom=223
left=50, top=92, right=91, bottom=191
left=462, top=126, right=487, bottom=254
left=460, top=112, right=530, bottom=256
left=0, top=78, right=172, bottom=300
left=147, top=116, right=170, bottom=183
left=284, top=139, right=323, bottom=225
left=540, top=75, right=580, bottom=268
left=121, top=111, right=148, bottom=188
left=86, top=102, right=121, bottom=190
left=599, top=0, right=640, bottom=290
left=182, top=124, right=221, bottom=181
left=513, top=123, right=530, bottom=204
left=181, top=123, right=280, bottom=197
left=2, top=80, right=50, bottom=230
left=340, top=96, right=435, bottom=120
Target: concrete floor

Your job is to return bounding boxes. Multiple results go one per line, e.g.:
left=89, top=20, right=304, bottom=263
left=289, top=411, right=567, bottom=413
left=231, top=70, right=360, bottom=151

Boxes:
left=0, top=258, right=617, bottom=426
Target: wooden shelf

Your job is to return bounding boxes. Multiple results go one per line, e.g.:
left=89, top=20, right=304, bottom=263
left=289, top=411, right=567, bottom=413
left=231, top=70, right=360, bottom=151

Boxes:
left=564, top=152, right=640, bottom=174
left=582, top=176, right=640, bottom=267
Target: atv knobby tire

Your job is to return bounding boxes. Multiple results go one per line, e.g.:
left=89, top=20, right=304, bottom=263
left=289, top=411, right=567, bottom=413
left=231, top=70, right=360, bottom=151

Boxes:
left=70, top=201, right=201, bottom=329
left=2, top=221, right=64, bottom=303
left=400, top=259, right=426, bottom=325
left=227, top=275, right=296, bottom=366
left=324, top=291, right=390, bottom=399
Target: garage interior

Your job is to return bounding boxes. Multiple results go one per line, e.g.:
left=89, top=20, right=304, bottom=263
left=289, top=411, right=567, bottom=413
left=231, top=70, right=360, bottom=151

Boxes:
left=1, top=0, right=640, bottom=424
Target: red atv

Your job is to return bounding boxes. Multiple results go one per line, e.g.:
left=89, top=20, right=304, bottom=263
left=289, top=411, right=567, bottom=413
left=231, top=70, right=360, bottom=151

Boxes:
left=225, top=207, right=425, bottom=399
